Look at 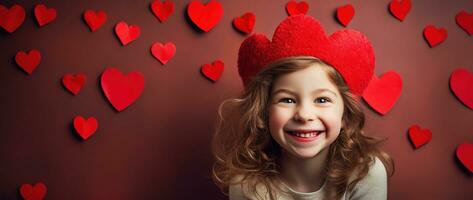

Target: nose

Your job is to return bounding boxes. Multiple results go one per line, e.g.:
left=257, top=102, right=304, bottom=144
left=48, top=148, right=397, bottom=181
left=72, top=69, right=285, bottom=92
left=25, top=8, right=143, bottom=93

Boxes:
left=293, top=103, right=315, bottom=122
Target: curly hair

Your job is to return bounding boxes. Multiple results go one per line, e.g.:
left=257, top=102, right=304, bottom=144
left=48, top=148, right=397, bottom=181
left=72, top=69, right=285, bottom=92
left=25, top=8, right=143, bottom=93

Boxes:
left=211, top=56, right=395, bottom=200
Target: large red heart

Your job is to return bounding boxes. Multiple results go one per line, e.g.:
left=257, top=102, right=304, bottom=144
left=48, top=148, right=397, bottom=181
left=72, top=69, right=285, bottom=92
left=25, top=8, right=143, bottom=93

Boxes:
left=101, top=68, right=144, bottom=112
left=187, top=0, right=223, bottom=32
left=0, top=4, right=25, bottom=33
left=423, top=25, right=447, bottom=47
left=114, top=21, right=140, bottom=46
left=151, top=0, right=174, bottom=23
left=456, top=11, right=473, bottom=36
left=408, top=125, right=432, bottom=149
left=20, top=182, right=47, bottom=200
left=233, top=12, right=255, bottom=34
left=62, top=73, right=86, bottom=95
left=362, top=71, right=402, bottom=115
left=337, top=4, right=355, bottom=27
left=73, top=115, right=98, bottom=140
left=15, top=49, right=41, bottom=75
left=286, top=0, right=309, bottom=16
left=201, top=60, right=224, bottom=82
left=450, top=68, right=473, bottom=110
left=83, top=9, right=107, bottom=32
left=34, top=4, right=56, bottom=27
left=151, top=42, right=176, bottom=65
left=456, top=143, right=473, bottom=173
left=389, top=0, right=411, bottom=21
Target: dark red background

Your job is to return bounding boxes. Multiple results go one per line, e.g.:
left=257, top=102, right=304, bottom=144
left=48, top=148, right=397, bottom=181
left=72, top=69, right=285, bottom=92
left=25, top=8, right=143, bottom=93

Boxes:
left=1, top=0, right=472, bottom=199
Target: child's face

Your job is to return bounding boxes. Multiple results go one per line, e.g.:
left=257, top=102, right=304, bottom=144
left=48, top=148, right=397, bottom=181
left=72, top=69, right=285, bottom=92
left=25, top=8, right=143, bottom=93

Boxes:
left=268, top=63, right=344, bottom=159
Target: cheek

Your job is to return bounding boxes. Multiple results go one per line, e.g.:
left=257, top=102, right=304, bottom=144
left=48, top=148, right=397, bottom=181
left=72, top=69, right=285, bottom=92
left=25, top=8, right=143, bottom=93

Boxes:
left=268, top=107, right=292, bottom=134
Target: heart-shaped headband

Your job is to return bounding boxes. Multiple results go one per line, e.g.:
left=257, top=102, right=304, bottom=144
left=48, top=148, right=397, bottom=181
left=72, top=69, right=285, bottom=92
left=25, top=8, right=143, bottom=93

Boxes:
left=237, top=15, right=375, bottom=97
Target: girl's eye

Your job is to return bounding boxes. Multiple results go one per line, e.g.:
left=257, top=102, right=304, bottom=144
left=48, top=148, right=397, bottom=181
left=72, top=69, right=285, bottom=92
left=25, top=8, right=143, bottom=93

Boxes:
left=315, top=97, right=331, bottom=104
left=279, top=98, right=295, bottom=104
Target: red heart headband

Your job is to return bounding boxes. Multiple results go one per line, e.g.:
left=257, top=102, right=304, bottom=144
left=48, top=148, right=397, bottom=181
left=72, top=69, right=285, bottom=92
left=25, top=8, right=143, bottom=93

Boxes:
left=237, top=15, right=375, bottom=97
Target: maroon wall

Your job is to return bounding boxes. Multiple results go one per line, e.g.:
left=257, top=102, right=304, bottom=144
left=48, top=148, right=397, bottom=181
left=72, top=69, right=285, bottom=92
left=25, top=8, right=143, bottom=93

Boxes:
left=1, top=0, right=472, bottom=199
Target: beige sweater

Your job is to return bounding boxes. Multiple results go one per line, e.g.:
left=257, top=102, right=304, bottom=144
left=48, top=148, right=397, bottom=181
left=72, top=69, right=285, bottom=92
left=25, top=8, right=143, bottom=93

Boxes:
left=229, top=156, right=387, bottom=200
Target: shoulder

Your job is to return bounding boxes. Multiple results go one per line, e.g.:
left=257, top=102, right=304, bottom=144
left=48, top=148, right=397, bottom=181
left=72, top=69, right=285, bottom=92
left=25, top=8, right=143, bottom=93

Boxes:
left=229, top=175, right=272, bottom=200
left=347, top=156, right=388, bottom=200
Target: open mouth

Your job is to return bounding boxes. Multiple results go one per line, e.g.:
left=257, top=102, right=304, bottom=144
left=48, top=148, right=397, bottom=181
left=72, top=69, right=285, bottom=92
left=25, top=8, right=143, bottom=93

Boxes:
left=285, top=130, right=324, bottom=142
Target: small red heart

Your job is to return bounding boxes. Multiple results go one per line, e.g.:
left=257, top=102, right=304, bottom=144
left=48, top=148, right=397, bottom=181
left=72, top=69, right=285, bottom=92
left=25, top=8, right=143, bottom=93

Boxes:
left=34, top=4, right=56, bottom=27
left=286, top=0, right=309, bottom=16
left=83, top=9, right=107, bottom=32
left=115, top=21, right=140, bottom=46
left=456, top=142, right=473, bottom=174
left=423, top=25, right=447, bottom=47
left=232, top=12, right=255, bottom=34
left=450, top=68, right=473, bottom=110
left=201, top=60, right=224, bottom=82
left=20, top=182, right=47, bottom=200
left=15, top=49, right=41, bottom=75
left=187, top=0, right=224, bottom=32
left=0, top=4, right=25, bottom=33
left=456, top=11, right=473, bottom=36
left=151, top=42, right=176, bottom=65
left=101, top=67, right=144, bottom=112
left=389, top=0, right=411, bottom=21
left=408, top=125, right=432, bottom=149
left=73, top=115, right=98, bottom=140
left=151, top=0, right=174, bottom=23
left=62, top=73, right=87, bottom=95
left=362, top=71, right=402, bottom=115
left=336, top=4, right=355, bottom=27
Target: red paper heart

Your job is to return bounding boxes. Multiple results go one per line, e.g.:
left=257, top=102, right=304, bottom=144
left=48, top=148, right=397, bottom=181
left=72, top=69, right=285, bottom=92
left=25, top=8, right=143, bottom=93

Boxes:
left=83, top=9, right=107, bottom=32
left=233, top=12, right=255, bottom=34
left=15, top=49, right=41, bottom=75
left=456, top=142, right=473, bottom=173
left=34, top=4, right=56, bottom=27
left=336, top=4, right=355, bottom=27
left=450, top=68, right=473, bottom=110
left=20, top=182, right=47, bottom=200
left=62, top=73, right=86, bottom=95
left=151, top=0, right=174, bottom=23
left=73, top=115, right=98, bottom=140
left=151, top=42, right=176, bottom=65
left=0, top=4, right=25, bottom=33
left=187, top=0, right=223, bottom=32
left=362, top=71, right=402, bottom=115
left=389, top=0, right=411, bottom=21
left=201, top=60, right=224, bottom=82
left=101, top=67, right=144, bottom=111
left=286, top=0, right=309, bottom=16
left=408, top=125, right=432, bottom=149
left=456, top=11, right=473, bottom=36
left=423, top=25, right=447, bottom=47
left=114, top=21, right=140, bottom=46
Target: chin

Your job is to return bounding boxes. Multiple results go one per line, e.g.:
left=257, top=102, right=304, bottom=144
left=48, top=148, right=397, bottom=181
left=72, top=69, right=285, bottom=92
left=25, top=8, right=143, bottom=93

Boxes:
left=290, top=146, right=325, bottom=159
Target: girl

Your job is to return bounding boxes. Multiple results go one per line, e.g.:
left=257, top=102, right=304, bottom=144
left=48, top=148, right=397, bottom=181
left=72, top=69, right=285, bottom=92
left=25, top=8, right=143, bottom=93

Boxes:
left=212, top=15, right=394, bottom=200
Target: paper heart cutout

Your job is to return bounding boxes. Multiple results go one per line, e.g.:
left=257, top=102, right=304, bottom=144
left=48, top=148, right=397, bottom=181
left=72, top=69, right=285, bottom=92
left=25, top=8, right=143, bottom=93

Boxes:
left=0, top=4, right=25, bottom=33
left=336, top=4, right=355, bottom=27
left=233, top=12, right=255, bottom=34
left=83, top=9, right=107, bottom=32
left=73, top=115, right=98, bottom=140
left=151, top=0, right=174, bottom=23
left=34, top=4, right=56, bottom=27
left=115, top=21, right=140, bottom=46
left=389, top=0, right=411, bottom=21
left=362, top=71, right=402, bottom=115
left=423, top=25, right=447, bottom=47
left=408, top=125, right=432, bottom=149
left=101, top=67, right=144, bottom=112
left=187, top=0, right=223, bottom=32
left=450, top=68, right=473, bottom=110
left=20, top=182, right=47, bottom=200
left=15, top=49, right=41, bottom=75
left=456, top=142, right=473, bottom=173
left=286, top=0, right=309, bottom=16
left=151, top=42, right=176, bottom=65
left=201, top=60, right=224, bottom=82
left=456, top=11, right=473, bottom=36
left=62, top=73, right=86, bottom=95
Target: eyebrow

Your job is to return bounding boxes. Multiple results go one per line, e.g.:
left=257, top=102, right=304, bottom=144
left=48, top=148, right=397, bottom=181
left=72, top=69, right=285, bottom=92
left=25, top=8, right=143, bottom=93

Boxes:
left=272, top=88, right=337, bottom=97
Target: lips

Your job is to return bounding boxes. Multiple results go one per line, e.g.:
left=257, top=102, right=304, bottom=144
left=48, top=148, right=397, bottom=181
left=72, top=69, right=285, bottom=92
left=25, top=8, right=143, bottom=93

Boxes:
left=286, top=130, right=323, bottom=137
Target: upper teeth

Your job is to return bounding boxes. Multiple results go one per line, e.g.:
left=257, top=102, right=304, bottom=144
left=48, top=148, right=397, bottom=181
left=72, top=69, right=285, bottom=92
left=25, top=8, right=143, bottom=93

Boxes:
left=291, top=132, right=318, bottom=138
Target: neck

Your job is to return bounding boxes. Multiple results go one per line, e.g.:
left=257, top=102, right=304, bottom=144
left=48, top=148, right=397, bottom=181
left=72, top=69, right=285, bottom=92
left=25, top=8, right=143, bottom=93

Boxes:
left=279, top=147, right=329, bottom=193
